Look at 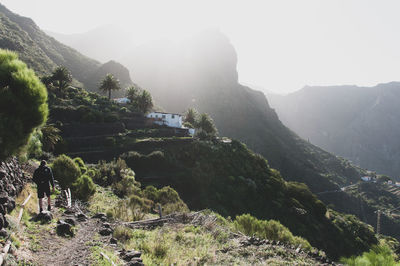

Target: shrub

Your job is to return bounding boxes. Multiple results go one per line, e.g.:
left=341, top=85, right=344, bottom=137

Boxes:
left=94, top=158, right=128, bottom=186
left=52, top=154, right=81, bottom=189
left=113, top=226, right=133, bottom=242
left=72, top=174, right=96, bottom=201
left=73, top=157, right=87, bottom=174
left=0, top=49, right=48, bottom=160
left=112, top=168, right=140, bottom=197
left=142, top=186, right=188, bottom=214
left=234, top=214, right=312, bottom=251
left=340, top=244, right=398, bottom=266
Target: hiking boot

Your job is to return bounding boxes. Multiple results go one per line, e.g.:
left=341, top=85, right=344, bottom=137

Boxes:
left=47, top=205, right=51, bottom=211
left=39, top=208, right=43, bottom=213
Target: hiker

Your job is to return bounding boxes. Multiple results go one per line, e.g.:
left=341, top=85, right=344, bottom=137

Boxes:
left=33, top=160, right=55, bottom=213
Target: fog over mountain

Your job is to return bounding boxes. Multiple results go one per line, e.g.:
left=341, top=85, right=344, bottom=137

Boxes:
left=46, top=25, right=134, bottom=63
left=268, top=83, right=400, bottom=179
left=49, top=26, right=371, bottom=192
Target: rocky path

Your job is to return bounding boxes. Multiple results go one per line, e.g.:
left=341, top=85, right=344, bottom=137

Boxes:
left=34, top=216, right=99, bottom=266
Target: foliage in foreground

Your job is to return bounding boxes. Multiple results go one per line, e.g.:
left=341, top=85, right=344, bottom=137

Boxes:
left=234, top=214, right=311, bottom=251
left=88, top=159, right=188, bottom=221
left=123, top=139, right=377, bottom=259
left=108, top=211, right=320, bottom=266
left=0, top=49, right=48, bottom=160
left=340, top=244, right=400, bottom=266
left=51, top=154, right=96, bottom=201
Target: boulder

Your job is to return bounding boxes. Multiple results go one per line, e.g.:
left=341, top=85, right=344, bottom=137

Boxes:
left=0, top=195, right=15, bottom=213
left=57, top=220, right=74, bottom=237
left=0, top=213, right=4, bottom=229
left=126, top=259, right=144, bottom=266
left=99, top=228, right=113, bottom=236
left=0, top=228, right=8, bottom=238
left=102, top=222, right=111, bottom=228
left=92, top=213, right=107, bottom=219
left=121, top=250, right=142, bottom=261
left=64, top=218, right=76, bottom=226
left=64, top=208, right=76, bottom=215
left=76, top=213, right=88, bottom=222
left=34, top=211, right=53, bottom=223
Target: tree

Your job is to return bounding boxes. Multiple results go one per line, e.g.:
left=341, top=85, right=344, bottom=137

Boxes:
left=51, top=154, right=81, bottom=189
left=99, top=73, right=121, bottom=100
left=126, top=85, right=140, bottom=103
left=41, top=124, right=61, bottom=152
left=126, top=86, right=154, bottom=114
left=51, top=66, right=72, bottom=92
left=197, top=113, right=218, bottom=140
left=137, top=90, right=153, bottom=114
left=0, top=49, right=48, bottom=160
left=184, top=108, right=199, bottom=126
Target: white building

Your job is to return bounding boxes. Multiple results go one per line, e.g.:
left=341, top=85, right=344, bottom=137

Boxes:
left=361, top=176, right=372, bottom=182
left=147, top=112, right=183, bottom=128
left=114, top=97, right=131, bottom=104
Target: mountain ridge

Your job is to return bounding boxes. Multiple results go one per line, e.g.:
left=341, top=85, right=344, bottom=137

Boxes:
left=268, top=82, right=400, bottom=178
left=0, top=3, right=133, bottom=96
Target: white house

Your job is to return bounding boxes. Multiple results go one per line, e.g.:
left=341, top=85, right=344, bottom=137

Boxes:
left=114, top=97, right=131, bottom=104
left=361, top=176, right=372, bottom=182
left=147, top=112, right=183, bottom=128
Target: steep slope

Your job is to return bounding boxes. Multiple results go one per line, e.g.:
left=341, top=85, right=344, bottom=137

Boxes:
left=268, top=82, right=400, bottom=178
left=0, top=4, right=132, bottom=95
left=119, top=30, right=365, bottom=193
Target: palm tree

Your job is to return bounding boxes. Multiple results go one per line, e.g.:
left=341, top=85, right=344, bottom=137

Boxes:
left=99, top=74, right=121, bottom=100
left=136, top=89, right=154, bottom=114
left=51, top=66, right=72, bottom=92
left=41, top=124, right=61, bottom=152
left=184, top=108, right=199, bottom=126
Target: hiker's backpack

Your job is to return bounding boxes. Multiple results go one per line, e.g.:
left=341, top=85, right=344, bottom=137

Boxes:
left=33, top=166, right=51, bottom=185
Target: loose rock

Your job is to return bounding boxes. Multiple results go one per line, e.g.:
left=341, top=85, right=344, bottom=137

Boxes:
left=57, top=220, right=74, bottom=237
left=121, top=250, right=142, bottom=261
left=34, top=211, right=53, bottom=223
left=65, top=218, right=76, bottom=226
left=99, top=228, right=113, bottom=236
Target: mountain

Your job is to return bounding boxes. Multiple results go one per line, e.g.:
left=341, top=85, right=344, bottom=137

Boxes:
left=115, top=30, right=366, bottom=193
left=268, top=82, right=400, bottom=179
left=0, top=4, right=132, bottom=96
left=46, top=25, right=134, bottom=63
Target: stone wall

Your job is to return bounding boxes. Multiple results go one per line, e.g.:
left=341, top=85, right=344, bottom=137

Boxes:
left=0, top=158, right=26, bottom=230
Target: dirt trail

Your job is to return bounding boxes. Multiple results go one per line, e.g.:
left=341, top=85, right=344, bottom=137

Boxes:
left=33, top=217, right=101, bottom=266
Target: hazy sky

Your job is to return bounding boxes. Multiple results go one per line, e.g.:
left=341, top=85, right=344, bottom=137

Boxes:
left=2, top=0, right=400, bottom=93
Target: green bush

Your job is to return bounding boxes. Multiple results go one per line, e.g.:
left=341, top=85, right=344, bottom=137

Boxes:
left=142, top=186, right=188, bottom=214
left=94, top=158, right=128, bottom=186
left=0, top=49, right=48, bottom=160
left=340, top=244, right=399, bottom=266
left=234, top=214, right=312, bottom=251
left=73, top=157, right=87, bottom=174
left=113, top=226, right=134, bottom=242
left=21, top=129, right=43, bottom=161
left=72, top=174, right=96, bottom=201
left=51, top=154, right=81, bottom=189
left=112, top=168, right=140, bottom=197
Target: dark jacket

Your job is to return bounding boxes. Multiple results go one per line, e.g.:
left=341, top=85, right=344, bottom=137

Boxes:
left=33, top=165, right=55, bottom=188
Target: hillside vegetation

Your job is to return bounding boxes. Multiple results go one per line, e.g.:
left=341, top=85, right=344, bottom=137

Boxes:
left=0, top=3, right=132, bottom=96
left=268, top=82, right=400, bottom=179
